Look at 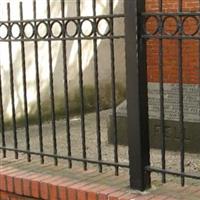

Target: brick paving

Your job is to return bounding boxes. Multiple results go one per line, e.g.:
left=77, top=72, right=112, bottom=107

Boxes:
left=0, top=157, right=200, bottom=200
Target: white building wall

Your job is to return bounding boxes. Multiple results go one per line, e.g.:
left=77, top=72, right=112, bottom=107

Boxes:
left=0, top=0, right=126, bottom=121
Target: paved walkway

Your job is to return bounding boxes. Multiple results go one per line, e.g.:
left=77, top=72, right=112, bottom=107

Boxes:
left=0, top=157, right=200, bottom=200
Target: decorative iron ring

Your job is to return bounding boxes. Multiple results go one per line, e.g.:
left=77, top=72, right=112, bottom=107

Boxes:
left=50, top=20, right=63, bottom=39
left=144, top=15, right=160, bottom=36
left=36, top=21, right=48, bottom=39
left=65, top=19, right=79, bottom=38
left=0, top=23, right=9, bottom=39
left=11, top=22, right=21, bottom=39
left=23, top=22, right=35, bottom=39
left=182, top=16, right=199, bottom=36
left=96, top=17, right=111, bottom=36
left=162, top=16, right=179, bottom=36
left=80, top=19, right=94, bottom=37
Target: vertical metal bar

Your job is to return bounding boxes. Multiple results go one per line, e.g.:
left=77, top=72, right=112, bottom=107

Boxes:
left=47, top=0, right=58, bottom=166
left=20, top=2, right=31, bottom=162
left=7, top=3, right=18, bottom=159
left=33, top=0, right=44, bottom=164
left=92, top=0, right=102, bottom=173
left=76, top=0, right=87, bottom=170
left=0, top=67, right=6, bottom=158
left=158, top=0, right=166, bottom=183
left=109, top=0, right=119, bottom=176
left=61, top=0, right=72, bottom=168
left=199, top=1, right=200, bottom=125
left=178, top=0, right=185, bottom=187
left=124, top=0, right=151, bottom=191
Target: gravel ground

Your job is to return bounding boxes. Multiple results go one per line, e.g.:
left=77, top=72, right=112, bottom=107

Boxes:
left=1, top=109, right=200, bottom=185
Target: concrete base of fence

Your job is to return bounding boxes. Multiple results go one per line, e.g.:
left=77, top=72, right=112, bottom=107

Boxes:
left=108, top=115, right=200, bottom=153
left=107, top=101, right=200, bottom=153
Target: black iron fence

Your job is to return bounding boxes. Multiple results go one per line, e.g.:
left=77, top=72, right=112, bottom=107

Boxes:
left=0, top=0, right=200, bottom=192
left=0, top=0, right=127, bottom=175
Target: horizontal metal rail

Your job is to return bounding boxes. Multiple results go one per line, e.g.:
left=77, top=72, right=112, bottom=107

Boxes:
left=146, top=166, right=200, bottom=180
left=0, top=14, right=125, bottom=24
left=0, top=146, right=129, bottom=168
left=0, top=36, right=125, bottom=42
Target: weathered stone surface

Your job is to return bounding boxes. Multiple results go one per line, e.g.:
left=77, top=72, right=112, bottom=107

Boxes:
left=148, top=83, right=200, bottom=122
left=116, top=100, right=127, bottom=116
left=149, top=119, right=200, bottom=152
left=107, top=116, right=200, bottom=153
left=107, top=83, right=200, bottom=153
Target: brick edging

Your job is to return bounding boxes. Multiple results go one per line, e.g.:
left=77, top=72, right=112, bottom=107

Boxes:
left=0, top=166, right=148, bottom=200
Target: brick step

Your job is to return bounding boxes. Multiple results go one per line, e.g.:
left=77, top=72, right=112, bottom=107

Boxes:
left=1, top=157, right=200, bottom=200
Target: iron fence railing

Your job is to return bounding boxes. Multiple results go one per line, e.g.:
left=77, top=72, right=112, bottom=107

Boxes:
left=0, top=0, right=127, bottom=176
left=0, top=0, right=200, bottom=192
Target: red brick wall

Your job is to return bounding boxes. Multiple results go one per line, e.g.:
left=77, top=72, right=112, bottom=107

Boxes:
left=146, top=0, right=200, bottom=84
left=0, top=191, right=36, bottom=200
left=146, top=0, right=199, bottom=12
left=0, top=166, right=137, bottom=200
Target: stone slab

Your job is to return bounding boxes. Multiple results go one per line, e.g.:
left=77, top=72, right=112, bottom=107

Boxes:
left=107, top=115, right=200, bottom=153
left=107, top=82, right=200, bottom=153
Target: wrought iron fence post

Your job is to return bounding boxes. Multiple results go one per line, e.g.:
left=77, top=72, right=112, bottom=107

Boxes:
left=124, top=0, right=151, bottom=191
